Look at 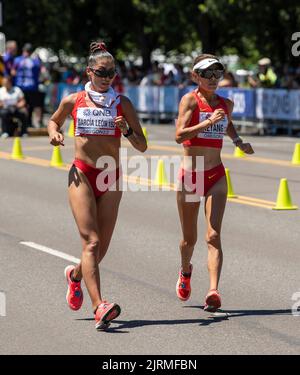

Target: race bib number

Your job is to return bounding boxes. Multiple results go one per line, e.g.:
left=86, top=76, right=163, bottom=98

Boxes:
left=197, top=112, right=228, bottom=139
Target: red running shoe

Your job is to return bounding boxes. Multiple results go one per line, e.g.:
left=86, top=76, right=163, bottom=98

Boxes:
left=204, top=289, right=221, bottom=312
left=94, top=301, right=121, bottom=330
left=64, top=265, right=83, bottom=311
left=176, top=264, right=193, bottom=301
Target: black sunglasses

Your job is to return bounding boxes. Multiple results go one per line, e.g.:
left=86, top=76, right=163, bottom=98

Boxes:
left=89, top=67, right=116, bottom=79
left=196, top=69, right=224, bottom=79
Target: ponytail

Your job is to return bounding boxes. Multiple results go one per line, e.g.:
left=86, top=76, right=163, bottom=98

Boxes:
left=88, top=40, right=114, bottom=67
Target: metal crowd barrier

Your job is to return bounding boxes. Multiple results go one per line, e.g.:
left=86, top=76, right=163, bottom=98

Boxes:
left=44, top=84, right=300, bottom=136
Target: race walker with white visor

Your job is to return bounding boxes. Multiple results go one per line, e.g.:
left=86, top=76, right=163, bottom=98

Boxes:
left=193, top=58, right=225, bottom=71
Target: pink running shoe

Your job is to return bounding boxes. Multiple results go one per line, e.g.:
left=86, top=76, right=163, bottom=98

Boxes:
left=94, top=301, right=121, bottom=330
left=204, top=289, right=221, bottom=312
left=176, top=264, right=193, bottom=301
left=64, top=265, right=83, bottom=311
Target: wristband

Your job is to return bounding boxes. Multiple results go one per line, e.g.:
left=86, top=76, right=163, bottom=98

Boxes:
left=123, top=127, right=133, bottom=138
left=207, top=117, right=213, bottom=126
left=232, top=136, right=243, bottom=146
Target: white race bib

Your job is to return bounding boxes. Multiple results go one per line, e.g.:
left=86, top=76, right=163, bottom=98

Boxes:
left=197, top=112, right=228, bottom=140
left=75, top=106, right=117, bottom=136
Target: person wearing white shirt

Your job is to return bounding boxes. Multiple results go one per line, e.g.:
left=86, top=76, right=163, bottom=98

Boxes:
left=0, top=75, right=28, bottom=137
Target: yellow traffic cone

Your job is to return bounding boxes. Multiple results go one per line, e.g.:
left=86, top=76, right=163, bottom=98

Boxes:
left=11, top=137, right=24, bottom=159
left=234, top=146, right=245, bottom=158
left=154, top=159, right=169, bottom=186
left=291, top=143, right=300, bottom=165
left=142, top=127, right=148, bottom=144
left=225, top=168, right=237, bottom=198
left=272, top=178, right=298, bottom=210
left=50, top=146, right=64, bottom=167
left=68, top=119, right=74, bottom=137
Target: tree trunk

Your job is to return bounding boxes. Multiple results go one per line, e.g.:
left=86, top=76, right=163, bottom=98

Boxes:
left=198, top=13, right=217, bottom=54
left=138, top=30, right=152, bottom=73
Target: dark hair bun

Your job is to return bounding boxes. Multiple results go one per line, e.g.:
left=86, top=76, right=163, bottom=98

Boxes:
left=90, top=41, right=107, bottom=54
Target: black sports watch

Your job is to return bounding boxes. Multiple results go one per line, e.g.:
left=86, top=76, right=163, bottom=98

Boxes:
left=123, top=127, right=133, bottom=138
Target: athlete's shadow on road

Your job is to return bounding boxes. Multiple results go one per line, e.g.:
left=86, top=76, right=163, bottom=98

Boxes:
left=185, top=306, right=293, bottom=318
left=76, top=316, right=223, bottom=333
left=75, top=308, right=292, bottom=333
left=76, top=307, right=228, bottom=333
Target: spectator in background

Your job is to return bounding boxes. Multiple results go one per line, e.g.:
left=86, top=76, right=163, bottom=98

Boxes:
left=0, top=56, right=4, bottom=86
left=49, top=62, right=62, bottom=83
left=293, top=65, right=300, bottom=89
left=218, top=69, right=238, bottom=88
left=280, top=64, right=298, bottom=89
left=63, top=65, right=81, bottom=85
left=80, top=69, right=89, bottom=85
left=124, top=66, right=140, bottom=86
left=37, top=63, right=52, bottom=120
left=140, top=61, right=164, bottom=86
left=3, top=40, right=18, bottom=77
left=174, top=64, right=185, bottom=86
left=164, top=70, right=177, bottom=85
left=0, top=76, right=28, bottom=138
left=248, top=57, right=277, bottom=88
left=116, top=61, right=127, bottom=83
left=12, top=43, right=43, bottom=127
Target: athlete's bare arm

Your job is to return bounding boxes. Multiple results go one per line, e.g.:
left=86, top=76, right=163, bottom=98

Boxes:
left=115, top=96, right=147, bottom=153
left=47, top=93, right=77, bottom=146
left=224, top=98, right=238, bottom=140
left=175, top=93, right=225, bottom=144
left=225, top=98, right=254, bottom=154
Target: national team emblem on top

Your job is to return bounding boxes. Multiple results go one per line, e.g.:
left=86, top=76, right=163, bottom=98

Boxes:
left=83, top=109, right=91, bottom=116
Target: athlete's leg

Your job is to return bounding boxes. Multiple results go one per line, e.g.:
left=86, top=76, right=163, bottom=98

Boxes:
left=177, top=190, right=200, bottom=273
left=204, top=176, right=227, bottom=291
left=68, top=165, right=102, bottom=311
left=96, top=190, right=122, bottom=265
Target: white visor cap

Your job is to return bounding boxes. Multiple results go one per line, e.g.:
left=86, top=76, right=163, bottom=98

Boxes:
left=193, top=58, right=224, bottom=71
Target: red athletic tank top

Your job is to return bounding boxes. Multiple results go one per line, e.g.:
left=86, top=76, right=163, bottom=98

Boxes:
left=183, top=90, right=229, bottom=149
left=71, top=91, right=122, bottom=137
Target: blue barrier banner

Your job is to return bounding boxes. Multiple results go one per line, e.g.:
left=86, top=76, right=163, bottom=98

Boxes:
left=57, top=83, right=84, bottom=106
left=217, top=88, right=256, bottom=119
left=159, top=86, right=179, bottom=113
left=123, top=86, right=140, bottom=110
left=256, top=89, right=300, bottom=120
left=51, top=84, right=300, bottom=122
left=124, top=86, right=178, bottom=113
left=178, top=85, right=196, bottom=99
left=138, top=86, right=160, bottom=113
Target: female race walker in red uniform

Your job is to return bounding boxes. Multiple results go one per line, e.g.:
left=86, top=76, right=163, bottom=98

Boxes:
left=175, top=54, right=254, bottom=312
left=48, top=41, right=147, bottom=330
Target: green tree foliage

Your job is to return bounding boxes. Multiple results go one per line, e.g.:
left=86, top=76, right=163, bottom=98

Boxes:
left=2, top=0, right=299, bottom=69
left=3, top=0, right=71, bottom=51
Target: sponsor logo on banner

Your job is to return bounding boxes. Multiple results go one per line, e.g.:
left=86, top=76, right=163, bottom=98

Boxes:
left=231, top=93, right=246, bottom=113
left=256, top=89, right=300, bottom=120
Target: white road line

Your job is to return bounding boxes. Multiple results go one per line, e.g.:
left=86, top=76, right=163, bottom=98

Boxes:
left=20, top=241, right=80, bottom=264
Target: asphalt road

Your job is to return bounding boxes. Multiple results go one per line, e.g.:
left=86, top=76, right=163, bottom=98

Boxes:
left=0, top=126, right=299, bottom=355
